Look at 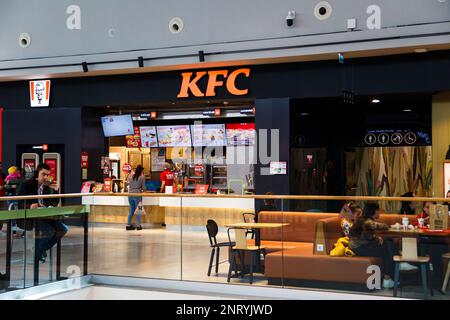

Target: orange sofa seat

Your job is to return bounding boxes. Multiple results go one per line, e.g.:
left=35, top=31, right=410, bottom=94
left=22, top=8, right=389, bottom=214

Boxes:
left=255, top=211, right=414, bottom=285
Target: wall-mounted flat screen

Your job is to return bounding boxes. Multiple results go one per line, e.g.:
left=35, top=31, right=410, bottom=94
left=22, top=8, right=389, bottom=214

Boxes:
left=140, top=126, right=158, bottom=147
left=226, top=123, right=256, bottom=146
left=157, top=125, right=192, bottom=147
left=101, top=114, right=134, bottom=137
left=191, top=124, right=226, bottom=147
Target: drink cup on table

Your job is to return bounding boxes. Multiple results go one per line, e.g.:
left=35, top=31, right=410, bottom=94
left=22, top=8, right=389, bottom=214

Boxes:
left=418, top=218, right=425, bottom=228
left=402, top=217, right=409, bottom=231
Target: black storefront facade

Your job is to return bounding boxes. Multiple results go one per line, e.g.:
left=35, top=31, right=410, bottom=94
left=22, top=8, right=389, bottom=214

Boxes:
left=1, top=50, right=450, bottom=201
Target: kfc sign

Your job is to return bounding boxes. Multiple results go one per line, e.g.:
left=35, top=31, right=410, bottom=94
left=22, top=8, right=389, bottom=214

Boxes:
left=177, top=68, right=250, bottom=98
left=30, top=80, right=51, bottom=107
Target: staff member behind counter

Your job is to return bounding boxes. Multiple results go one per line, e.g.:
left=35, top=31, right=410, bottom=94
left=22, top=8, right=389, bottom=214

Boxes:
left=159, top=162, right=174, bottom=193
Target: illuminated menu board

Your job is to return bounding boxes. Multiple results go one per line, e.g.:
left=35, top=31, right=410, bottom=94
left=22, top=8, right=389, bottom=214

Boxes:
left=226, top=123, right=256, bottom=146
left=140, top=126, right=158, bottom=148
left=157, top=125, right=192, bottom=147
left=191, top=124, right=226, bottom=147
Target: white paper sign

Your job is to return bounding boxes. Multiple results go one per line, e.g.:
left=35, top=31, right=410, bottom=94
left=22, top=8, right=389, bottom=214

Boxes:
left=270, top=161, right=287, bottom=175
left=165, top=186, right=173, bottom=194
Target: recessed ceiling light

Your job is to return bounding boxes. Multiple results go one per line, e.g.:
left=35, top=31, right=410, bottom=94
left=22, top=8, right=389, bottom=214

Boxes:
left=403, top=109, right=412, bottom=112
left=371, top=99, right=381, bottom=104
left=414, top=48, right=428, bottom=53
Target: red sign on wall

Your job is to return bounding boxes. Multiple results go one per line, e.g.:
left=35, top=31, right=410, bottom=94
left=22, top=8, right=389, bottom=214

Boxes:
left=24, top=159, right=36, bottom=173
left=81, top=152, right=89, bottom=168
left=122, top=163, right=132, bottom=173
left=194, top=164, right=204, bottom=176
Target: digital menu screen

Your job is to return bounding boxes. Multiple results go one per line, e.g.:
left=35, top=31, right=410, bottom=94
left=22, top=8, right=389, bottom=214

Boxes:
left=191, top=124, right=226, bottom=147
left=101, top=114, right=134, bottom=137
left=226, top=123, right=256, bottom=146
left=139, top=126, right=158, bottom=148
left=157, top=125, right=192, bottom=147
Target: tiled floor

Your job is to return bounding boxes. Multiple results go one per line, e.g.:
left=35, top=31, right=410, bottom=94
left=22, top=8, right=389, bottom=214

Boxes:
left=1, top=223, right=449, bottom=300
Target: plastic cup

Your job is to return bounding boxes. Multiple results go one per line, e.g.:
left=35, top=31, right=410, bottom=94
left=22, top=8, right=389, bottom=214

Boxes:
left=402, top=217, right=409, bottom=231
left=418, top=218, right=425, bottom=228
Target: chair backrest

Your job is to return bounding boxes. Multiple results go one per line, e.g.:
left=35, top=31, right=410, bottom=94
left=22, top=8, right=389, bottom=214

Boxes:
left=258, top=211, right=337, bottom=243
left=242, top=212, right=255, bottom=223
left=206, top=219, right=218, bottom=246
left=227, top=227, right=248, bottom=250
left=402, top=237, right=418, bottom=260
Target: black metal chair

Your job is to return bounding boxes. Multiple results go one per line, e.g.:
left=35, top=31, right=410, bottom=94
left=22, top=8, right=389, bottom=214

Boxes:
left=206, top=219, right=235, bottom=276
left=242, top=212, right=256, bottom=239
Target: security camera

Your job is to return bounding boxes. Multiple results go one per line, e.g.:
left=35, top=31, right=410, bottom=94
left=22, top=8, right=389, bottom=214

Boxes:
left=286, top=10, right=295, bottom=27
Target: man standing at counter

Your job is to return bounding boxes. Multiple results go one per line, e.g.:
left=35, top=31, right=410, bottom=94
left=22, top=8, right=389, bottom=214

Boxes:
left=159, top=162, right=174, bottom=193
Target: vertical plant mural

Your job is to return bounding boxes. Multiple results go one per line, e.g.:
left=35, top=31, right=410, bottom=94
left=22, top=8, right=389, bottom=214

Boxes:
left=352, top=147, right=432, bottom=212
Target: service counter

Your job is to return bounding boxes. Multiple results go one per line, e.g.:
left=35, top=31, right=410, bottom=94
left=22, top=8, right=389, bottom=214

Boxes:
left=82, top=194, right=255, bottom=227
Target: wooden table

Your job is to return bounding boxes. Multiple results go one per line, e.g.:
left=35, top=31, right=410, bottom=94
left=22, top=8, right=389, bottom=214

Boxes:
left=225, top=222, right=288, bottom=229
left=385, top=227, right=450, bottom=237
left=225, top=222, right=289, bottom=247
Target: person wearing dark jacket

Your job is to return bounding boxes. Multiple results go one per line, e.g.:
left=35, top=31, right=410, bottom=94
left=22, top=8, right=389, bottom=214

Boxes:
left=400, top=192, right=416, bottom=215
left=19, top=163, right=67, bottom=262
left=349, top=202, right=397, bottom=289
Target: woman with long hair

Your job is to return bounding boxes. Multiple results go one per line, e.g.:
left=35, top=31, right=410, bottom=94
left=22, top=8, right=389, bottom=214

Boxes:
left=349, top=202, right=397, bottom=289
left=126, top=165, right=146, bottom=230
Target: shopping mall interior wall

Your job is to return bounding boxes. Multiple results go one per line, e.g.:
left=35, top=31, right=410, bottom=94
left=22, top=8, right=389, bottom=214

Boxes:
left=2, top=108, right=82, bottom=194
left=0, top=0, right=449, bottom=77
left=254, top=98, right=290, bottom=209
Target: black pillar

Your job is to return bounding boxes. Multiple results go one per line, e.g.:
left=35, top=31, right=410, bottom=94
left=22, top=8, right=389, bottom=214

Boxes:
left=254, top=98, right=291, bottom=201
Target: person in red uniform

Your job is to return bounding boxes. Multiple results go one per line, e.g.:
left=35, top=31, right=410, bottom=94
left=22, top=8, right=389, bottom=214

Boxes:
left=411, top=201, right=434, bottom=226
left=159, top=162, right=174, bottom=193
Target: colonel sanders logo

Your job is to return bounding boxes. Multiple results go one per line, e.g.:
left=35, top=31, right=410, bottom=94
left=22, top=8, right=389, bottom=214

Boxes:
left=30, top=80, right=51, bottom=107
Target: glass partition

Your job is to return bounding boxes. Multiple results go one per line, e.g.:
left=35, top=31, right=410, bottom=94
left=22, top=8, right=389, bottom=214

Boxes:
left=0, top=197, right=26, bottom=292
left=88, top=193, right=182, bottom=281
left=1, top=192, right=449, bottom=300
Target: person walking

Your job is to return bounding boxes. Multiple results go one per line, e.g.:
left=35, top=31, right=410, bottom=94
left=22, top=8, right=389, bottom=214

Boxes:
left=126, top=165, right=146, bottom=230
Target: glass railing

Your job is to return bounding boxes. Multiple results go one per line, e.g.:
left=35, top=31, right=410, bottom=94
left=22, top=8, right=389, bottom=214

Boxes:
left=1, top=192, right=449, bottom=300
left=0, top=193, right=90, bottom=292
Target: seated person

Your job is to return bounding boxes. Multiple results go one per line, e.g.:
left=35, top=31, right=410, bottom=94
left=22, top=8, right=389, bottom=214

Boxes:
left=349, top=202, right=397, bottom=289
left=256, top=192, right=277, bottom=223
left=444, top=190, right=450, bottom=206
left=411, top=201, right=435, bottom=226
left=400, top=192, right=416, bottom=215
left=338, top=202, right=362, bottom=236
left=413, top=201, right=450, bottom=285
left=19, top=163, right=67, bottom=263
